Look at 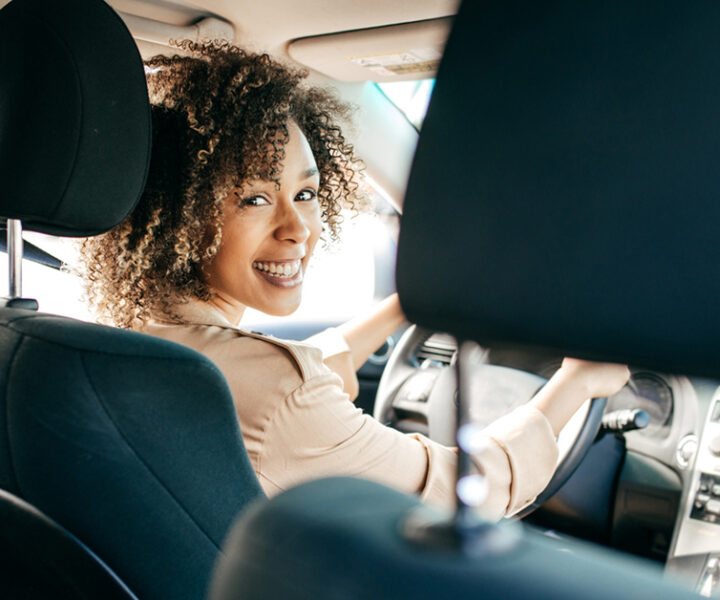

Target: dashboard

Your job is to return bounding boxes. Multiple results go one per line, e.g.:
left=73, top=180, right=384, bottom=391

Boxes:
left=377, top=327, right=720, bottom=594
left=380, top=330, right=699, bottom=472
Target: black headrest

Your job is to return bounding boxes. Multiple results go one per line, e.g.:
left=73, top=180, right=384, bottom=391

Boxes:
left=0, top=0, right=150, bottom=237
left=397, top=0, right=720, bottom=378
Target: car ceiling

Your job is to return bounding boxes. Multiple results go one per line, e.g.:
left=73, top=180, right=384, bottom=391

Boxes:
left=109, top=0, right=458, bottom=58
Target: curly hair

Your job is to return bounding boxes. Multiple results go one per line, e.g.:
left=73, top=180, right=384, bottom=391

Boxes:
left=78, top=41, right=364, bottom=329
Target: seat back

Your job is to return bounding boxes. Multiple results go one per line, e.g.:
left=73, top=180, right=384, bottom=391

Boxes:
left=397, top=0, right=720, bottom=378
left=0, top=310, right=264, bottom=599
left=211, top=477, right=699, bottom=600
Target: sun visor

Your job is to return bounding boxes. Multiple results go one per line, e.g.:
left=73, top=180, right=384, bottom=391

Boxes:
left=288, top=18, right=452, bottom=82
left=0, top=0, right=151, bottom=237
left=397, top=0, right=720, bottom=377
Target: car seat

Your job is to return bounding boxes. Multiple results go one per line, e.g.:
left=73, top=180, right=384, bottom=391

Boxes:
left=0, top=0, right=263, bottom=598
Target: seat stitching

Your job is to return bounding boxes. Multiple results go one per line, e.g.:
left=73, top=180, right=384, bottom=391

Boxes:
left=77, top=352, right=222, bottom=551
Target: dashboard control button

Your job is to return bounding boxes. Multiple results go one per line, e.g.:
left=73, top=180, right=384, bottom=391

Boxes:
left=706, top=500, right=720, bottom=516
left=709, top=435, right=720, bottom=457
left=691, top=474, right=720, bottom=524
left=676, top=435, right=698, bottom=470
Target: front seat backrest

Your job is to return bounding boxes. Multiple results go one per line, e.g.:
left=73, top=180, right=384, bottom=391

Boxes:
left=397, top=0, right=720, bottom=378
left=0, top=312, right=264, bottom=599
left=0, top=0, right=265, bottom=598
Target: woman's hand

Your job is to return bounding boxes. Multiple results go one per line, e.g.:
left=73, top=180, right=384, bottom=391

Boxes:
left=530, top=358, right=630, bottom=436
left=558, top=358, right=631, bottom=400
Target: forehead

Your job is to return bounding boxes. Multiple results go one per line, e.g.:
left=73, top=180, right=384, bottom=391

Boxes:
left=277, top=122, right=319, bottom=178
left=231, top=133, right=319, bottom=192
left=286, top=122, right=317, bottom=160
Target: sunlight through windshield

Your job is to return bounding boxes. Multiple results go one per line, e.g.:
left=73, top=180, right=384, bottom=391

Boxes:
left=376, top=79, right=435, bottom=130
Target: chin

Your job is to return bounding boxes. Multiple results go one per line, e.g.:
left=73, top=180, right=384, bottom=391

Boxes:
left=264, top=302, right=301, bottom=317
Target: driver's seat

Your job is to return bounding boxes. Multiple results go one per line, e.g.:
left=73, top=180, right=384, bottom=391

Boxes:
left=0, top=0, right=263, bottom=598
left=209, top=0, right=718, bottom=598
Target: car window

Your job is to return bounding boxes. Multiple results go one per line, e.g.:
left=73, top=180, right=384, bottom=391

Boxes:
left=376, top=79, right=435, bottom=130
left=0, top=232, right=92, bottom=321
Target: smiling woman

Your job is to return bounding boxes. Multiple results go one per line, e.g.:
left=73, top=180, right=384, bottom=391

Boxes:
left=204, top=121, right=323, bottom=321
left=78, top=40, right=629, bottom=521
left=79, top=41, right=363, bottom=328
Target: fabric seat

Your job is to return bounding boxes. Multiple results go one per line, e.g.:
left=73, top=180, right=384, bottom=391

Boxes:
left=0, top=310, right=264, bottom=599
left=210, top=477, right=698, bottom=600
left=0, top=487, right=137, bottom=599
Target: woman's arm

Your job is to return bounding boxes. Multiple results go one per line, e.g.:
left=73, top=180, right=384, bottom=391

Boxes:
left=306, top=294, right=406, bottom=401
left=530, top=358, right=630, bottom=436
left=335, top=293, right=406, bottom=372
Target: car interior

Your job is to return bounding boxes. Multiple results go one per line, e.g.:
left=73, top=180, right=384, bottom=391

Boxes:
left=0, top=0, right=719, bottom=598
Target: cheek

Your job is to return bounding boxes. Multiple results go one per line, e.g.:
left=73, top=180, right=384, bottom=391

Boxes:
left=307, top=210, right=324, bottom=250
left=214, top=218, right=257, bottom=270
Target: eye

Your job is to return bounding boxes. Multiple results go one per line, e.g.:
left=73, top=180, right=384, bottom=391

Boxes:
left=295, top=189, right=318, bottom=202
left=239, top=194, right=270, bottom=207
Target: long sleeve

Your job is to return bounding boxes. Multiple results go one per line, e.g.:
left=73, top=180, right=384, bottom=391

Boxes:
left=303, top=327, right=350, bottom=358
left=141, top=309, right=560, bottom=522
left=303, top=327, right=359, bottom=400
left=257, top=370, right=559, bottom=521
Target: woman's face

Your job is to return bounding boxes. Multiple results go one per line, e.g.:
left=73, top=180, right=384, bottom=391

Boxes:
left=204, top=121, right=323, bottom=319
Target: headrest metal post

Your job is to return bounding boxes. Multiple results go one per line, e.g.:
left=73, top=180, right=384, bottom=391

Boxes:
left=399, top=337, right=521, bottom=555
left=454, top=339, right=479, bottom=525
left=7, top=219, right=23, bottom=299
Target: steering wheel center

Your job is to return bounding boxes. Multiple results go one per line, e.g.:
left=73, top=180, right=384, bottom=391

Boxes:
left=427, top=364, right=546, bottom=446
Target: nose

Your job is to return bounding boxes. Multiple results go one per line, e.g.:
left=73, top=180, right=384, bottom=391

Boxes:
left=273, top=201, right=311, bottom=244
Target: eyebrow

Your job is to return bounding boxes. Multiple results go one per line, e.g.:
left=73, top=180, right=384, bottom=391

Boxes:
left=302, top=167, right=320, bottom=179
left=239, top=167, right=319, bottom=188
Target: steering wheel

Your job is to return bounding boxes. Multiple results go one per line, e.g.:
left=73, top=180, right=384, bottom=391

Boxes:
left=374, top=325, right=607, bottom=517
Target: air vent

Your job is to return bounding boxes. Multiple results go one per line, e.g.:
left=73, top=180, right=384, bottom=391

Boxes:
left=416, top=332, right=456, bottom=365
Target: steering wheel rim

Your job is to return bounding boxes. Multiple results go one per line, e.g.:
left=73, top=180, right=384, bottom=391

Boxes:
left=375, top=325, right=607, bottom=517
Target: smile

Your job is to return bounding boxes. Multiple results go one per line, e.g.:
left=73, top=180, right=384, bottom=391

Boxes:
left=252, top=259, right=304, bottom=288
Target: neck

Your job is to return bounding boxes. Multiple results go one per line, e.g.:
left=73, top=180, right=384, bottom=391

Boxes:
left=207, top=292, right=246, bottom=326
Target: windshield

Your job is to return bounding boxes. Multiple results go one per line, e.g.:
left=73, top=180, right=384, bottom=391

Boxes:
left=376, top=79, right=435, bottom=130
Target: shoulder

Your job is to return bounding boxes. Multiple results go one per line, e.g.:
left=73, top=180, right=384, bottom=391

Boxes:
left=140, top=320, right=329, bottom=386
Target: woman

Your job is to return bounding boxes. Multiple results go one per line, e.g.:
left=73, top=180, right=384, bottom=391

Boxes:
left=80, top=42, right=629, bottom=520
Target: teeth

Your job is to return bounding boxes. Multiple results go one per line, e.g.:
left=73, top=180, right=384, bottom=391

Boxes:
left=252, top=260, right=301, bottom=278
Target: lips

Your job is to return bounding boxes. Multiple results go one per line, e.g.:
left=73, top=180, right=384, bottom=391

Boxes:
left=252, top=259, right=304, bottom=288
left=252, top=259, right=301, bottom=278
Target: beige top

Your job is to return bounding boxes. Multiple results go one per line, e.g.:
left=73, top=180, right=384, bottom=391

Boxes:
left=140, top=300, right=559, bottom=521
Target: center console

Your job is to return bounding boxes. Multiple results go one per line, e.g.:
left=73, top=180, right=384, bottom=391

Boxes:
left=667, top=389, right=720, bottom=596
